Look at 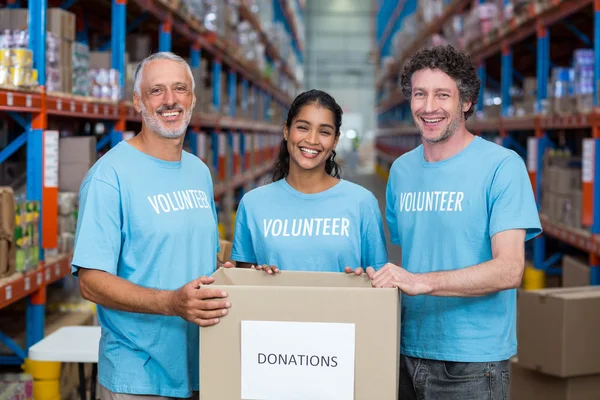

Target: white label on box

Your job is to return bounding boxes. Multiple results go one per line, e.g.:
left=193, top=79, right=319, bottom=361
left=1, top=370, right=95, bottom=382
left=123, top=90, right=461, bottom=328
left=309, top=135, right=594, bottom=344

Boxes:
left=24, top=276, right=30, bottom=291
left=583, top=138, right=595, bottom=183
left=43, top=130, right=59, bottom=188
left=6, top=92, right=13, bottom=106
left=26, top=95, right=31, bottom=107
left=218, top=135, right=226, bottom=157
left=240, top=320, right=355, bottom=400
left=233, top=133, right=240, bottom=155
left=527, top=137, right=538, bottom=173
left=198, top=133, right=206, bottom=159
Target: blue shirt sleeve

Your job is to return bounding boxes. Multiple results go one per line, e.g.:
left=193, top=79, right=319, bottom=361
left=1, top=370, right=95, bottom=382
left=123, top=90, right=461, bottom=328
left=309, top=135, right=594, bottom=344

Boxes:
left=72, top=177, right=122, bottom=276
left=231, top=199, right=257, bottom=264
left=361, top=199, right=389, bottom=271
left=385, top=172, right=400, bottom=245
left=488, top=154, right=542, bottom=241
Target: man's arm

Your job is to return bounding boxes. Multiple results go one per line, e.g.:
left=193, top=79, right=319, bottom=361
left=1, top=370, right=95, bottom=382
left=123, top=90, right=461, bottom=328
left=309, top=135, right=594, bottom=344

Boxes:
left=372, top=229, right=525, bottom=297
left=78, top=268, right=230, bottom=326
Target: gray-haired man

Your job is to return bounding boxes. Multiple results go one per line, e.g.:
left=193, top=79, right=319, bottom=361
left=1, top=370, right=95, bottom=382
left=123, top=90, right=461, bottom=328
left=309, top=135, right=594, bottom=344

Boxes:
left=72, top=52, right=232, bottom=399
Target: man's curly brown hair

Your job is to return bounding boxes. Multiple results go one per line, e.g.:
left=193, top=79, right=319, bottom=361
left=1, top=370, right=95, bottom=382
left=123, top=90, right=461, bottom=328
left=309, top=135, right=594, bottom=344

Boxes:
left=400, top=45, right=480, bottom=120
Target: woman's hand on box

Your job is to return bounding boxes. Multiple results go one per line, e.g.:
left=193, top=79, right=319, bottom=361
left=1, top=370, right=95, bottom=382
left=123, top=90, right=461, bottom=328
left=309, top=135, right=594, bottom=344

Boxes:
left=169, top=276, right=231, bottom=327
left=344, top=266, right=376, bottom=279
left=251, top=264, right=279, bottom=275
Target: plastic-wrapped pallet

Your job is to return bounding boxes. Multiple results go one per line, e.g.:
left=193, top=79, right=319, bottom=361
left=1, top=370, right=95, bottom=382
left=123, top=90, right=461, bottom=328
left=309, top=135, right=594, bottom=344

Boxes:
left=550, top=67, right=575, bottom=115
left=72, top=42, right=90, bottom=96
left=573, top=49, right=594, bottom=113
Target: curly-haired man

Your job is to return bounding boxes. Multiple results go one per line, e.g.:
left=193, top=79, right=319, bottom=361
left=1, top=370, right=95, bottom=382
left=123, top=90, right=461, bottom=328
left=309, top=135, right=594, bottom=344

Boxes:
left=373, top=45, right=542, bottom=399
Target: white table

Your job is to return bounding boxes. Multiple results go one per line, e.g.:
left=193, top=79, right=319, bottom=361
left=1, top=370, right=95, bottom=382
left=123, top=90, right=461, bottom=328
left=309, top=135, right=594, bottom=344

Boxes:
left=29, top=326, right=101, bottom=400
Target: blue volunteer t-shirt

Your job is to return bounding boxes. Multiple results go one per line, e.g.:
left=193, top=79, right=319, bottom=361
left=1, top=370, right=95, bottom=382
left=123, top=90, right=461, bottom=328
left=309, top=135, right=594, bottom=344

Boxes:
left=232, top=179, right=388, bottom=272
left=71, top=141, right=219, bottom=397
left=386, top=136, right=542, bottom=362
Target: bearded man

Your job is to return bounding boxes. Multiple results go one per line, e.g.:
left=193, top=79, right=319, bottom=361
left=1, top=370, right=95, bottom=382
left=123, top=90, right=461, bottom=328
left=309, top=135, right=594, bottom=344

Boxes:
left=72, top=52, right=232, bottom=400
left=374, top=45, right=542, bottom=400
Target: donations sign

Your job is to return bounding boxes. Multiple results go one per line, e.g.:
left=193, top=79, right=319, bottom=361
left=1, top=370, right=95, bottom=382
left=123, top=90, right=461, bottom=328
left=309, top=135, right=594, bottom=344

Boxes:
left=240, top=320, right=356, bottom=400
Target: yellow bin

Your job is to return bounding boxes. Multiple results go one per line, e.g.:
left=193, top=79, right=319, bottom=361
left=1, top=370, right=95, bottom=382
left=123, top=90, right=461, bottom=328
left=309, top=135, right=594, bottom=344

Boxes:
left=33, top=379, right=60, bottom=400
left=22, top=359, right=61, bottom=380
left=522, top=265, right=545, bottom=290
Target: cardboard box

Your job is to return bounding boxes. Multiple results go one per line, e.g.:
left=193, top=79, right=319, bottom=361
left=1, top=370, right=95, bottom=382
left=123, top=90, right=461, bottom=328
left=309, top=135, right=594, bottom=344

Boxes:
left=59, top=136, right=97, bottom=165
left=510, top=359, right=600, bottom=400
left=562, top=255, right=590, bottom=287
left=517, top=287, right=600, bottom=377
left=199, top=268, right=400, bottom=399
left=0, top=187, right=15, bottom=278
left=217, top=239, right=234, bottom=266
left=59, top=163, right=91, bottom=193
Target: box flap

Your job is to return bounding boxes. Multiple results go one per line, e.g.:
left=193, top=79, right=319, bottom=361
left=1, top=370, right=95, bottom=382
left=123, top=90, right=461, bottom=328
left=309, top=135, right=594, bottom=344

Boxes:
left=212, top=267, right=373, bottom=288
left=523, top=286, right=600, bottom=299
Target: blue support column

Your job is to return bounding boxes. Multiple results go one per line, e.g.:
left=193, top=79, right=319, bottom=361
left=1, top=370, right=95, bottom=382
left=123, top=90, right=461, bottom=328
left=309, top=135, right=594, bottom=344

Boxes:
left=190, top=44, right=201, bottom=69
left=111, top=0, right=126, bottom=92
left=501, top=46, right=512, bottom=117
left=253, top=88, right=259, bottom=121
left=211, top=132, right=219, bottom=173
left=537, top=26, right=549, bottom=112
left=241, top=79, right=249, bottom=117
left=595, top=5, right=600, bottom=106
left=159, top=15, right=172, bottom=52
left=229, top=71, right=236, bottom=118
left=213, top=59, right=222, bottom=112
left=477, top=63, right=485, bottom=114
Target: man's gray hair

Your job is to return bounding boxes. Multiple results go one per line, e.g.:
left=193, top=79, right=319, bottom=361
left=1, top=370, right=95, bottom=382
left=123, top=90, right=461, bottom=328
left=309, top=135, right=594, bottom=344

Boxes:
left=133, top=52, right=196, bottom=96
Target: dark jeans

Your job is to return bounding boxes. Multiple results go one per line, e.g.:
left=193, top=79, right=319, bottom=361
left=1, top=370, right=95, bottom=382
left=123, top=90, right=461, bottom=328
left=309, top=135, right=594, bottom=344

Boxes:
left=399, top=355, right=510, bottom=400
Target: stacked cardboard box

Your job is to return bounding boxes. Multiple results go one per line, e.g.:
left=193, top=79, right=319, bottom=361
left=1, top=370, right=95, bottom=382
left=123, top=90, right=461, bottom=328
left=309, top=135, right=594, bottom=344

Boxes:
left=562, top=255, right=591, bottom=287
left=513, top=77, right=537, bottom=116
left=0, top=187, right=15, bottom=278
left=513, top=287, right=600, bottom=398
left=58, top=136, right=97, bottom=193
left=541, top=151, right=582, bottom=228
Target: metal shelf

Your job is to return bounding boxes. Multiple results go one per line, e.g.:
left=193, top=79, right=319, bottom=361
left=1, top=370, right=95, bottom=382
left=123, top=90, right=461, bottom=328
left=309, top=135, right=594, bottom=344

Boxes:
left=469, top=0, right=591, bottom=62
left=0, top=254, right=72, bottom=311
left=540, top=214, right=600, bottom=255
left=238, top=2, right=299, bottom=88
left=278, top=0, right=304, bottom=53
left=214, top=162, right=273, bottom=199
left=375, top=0, right=471, bottom=92
left=131, top=0, right=293, bottom=105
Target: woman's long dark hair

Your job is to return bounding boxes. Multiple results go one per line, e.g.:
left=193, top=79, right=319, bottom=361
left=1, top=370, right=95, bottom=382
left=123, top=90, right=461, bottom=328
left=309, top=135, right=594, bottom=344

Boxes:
left=272, top=89, right=343, bottom=182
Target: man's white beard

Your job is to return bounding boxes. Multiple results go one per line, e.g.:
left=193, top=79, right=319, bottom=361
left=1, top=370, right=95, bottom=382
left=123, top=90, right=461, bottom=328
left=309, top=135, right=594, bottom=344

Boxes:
left=141, top=102, right=193, bottom=139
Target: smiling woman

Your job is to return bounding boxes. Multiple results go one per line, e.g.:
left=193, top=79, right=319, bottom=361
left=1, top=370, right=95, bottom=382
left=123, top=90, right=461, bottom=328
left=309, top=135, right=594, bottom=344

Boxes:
left=230, top=89, right=389, bottom=276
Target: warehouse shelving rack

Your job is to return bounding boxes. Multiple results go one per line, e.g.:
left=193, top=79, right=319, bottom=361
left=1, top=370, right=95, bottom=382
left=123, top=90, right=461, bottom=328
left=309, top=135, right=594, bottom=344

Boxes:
left=0, top=0, right=304, bottom=368
left=374, top=0, right=600, bottom=286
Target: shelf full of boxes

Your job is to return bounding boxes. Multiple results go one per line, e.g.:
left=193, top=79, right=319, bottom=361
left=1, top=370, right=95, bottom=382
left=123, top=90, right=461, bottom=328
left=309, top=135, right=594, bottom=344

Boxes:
left=0, top=0, right=305, bottom=396
left=375, top=0, right=600, bottom=396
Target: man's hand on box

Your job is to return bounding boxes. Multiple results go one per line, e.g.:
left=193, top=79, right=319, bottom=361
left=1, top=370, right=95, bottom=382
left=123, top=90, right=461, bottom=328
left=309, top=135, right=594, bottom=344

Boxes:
left=251, top=264, right=279, bottom=275
left=169, top=276, right=231, bottom=327
left=371, top=263, right=432, bottom=296
left=344, top=266, right=376, bottom=279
